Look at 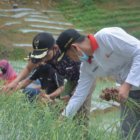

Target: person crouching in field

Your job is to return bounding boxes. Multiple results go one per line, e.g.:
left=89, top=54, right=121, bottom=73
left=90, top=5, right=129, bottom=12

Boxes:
left=0, top=60, right=17, bottom=85
left=17, top=61, right=64, bottom=103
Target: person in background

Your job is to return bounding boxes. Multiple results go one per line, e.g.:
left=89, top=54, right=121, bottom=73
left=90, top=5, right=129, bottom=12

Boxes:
left=0, top=60, right=17, bottom=85
left=17, top=61, right=64, bottom=102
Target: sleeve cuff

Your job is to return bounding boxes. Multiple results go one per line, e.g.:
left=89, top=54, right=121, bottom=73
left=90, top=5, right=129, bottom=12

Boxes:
left=125, top=79, right=140, bottom=87
left=62, top=110, right=74, bottom=120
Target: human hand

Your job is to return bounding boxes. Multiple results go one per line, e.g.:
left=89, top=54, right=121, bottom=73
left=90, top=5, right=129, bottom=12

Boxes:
left=0, top=81, right=18, bottom=96
left=39, top=92, right=50, bottom=100
left=118, top=82, right=132, bottom=104
left=58, top=114, right=68, bottom=123
left=61, top=95, right=70, bottom=103
left=0, top=86, right=5, bottom=90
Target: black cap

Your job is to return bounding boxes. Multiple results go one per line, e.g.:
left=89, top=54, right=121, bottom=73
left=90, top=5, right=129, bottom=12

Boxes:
left=56, top=29, right=80, bottom=61
left=30, top=32, right=55, bottom=59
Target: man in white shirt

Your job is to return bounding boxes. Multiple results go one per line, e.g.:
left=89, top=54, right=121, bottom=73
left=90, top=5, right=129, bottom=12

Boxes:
left=56, top=27, right=140, bottom=140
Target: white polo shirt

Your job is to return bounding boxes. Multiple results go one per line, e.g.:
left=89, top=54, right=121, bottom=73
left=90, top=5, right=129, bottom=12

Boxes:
left=62, top=27, right=140, bottom=119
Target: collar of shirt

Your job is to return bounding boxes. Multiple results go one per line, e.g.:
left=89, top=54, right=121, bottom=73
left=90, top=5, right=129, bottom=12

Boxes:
left=87, top=34, right=99, bottom=64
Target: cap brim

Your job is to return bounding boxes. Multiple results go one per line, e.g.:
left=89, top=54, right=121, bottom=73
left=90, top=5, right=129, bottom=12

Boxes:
left=30, top=50, right=49, bottom=59
left=57, top=52, right=67, bottom=61
left=24, top=58, right=30, bottom=61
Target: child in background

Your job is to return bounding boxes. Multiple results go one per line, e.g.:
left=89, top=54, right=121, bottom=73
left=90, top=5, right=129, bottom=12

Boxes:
left=0, top=60, right=17, bottom=85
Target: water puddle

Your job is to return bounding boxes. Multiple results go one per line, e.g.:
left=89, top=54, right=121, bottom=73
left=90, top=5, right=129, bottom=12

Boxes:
left=76, top=29, right=83, bottom=32
left=19, top=29, right=45, bottom=33
left=108, top=100, right=120, bottom=107
left=49, top=15, right=64, bottom=18
left=12, top=44, right=32, bottom=47
left=24, top=18, right=73, bottom=25
left=11, top=12, right=29, bottom=18
left=0, top=8, right=35, bottom=12
left=42, top=10, right=61, bottom=13
left=49, top=15, right=65, bottom=20
left=29, top=15, right=49, bottom=19
left=30, top=25, right=65, bottom=30
left=5, top=22, right=22, bottom=25
left=91, top=101, right=112, bottom=110
left=19, top=29, right=60, bottom=35
left=30, top=25, right=83, bottom=32
left=30, top=12, right=42, bottom=14
left=0, top=12, right=43, bottom=18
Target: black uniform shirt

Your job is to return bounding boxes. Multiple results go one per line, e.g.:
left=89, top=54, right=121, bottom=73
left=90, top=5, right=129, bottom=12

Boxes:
left=28, top=65, right=64, bottom=96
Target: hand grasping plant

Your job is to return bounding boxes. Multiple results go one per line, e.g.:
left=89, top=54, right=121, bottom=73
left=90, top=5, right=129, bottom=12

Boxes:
left=99, top=87, right=140, bottom=118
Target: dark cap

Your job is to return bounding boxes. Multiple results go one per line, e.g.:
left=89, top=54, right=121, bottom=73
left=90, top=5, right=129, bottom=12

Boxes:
left=30, top=32, right=55, bottom=59
left=56, top=29, right=80, bottom=61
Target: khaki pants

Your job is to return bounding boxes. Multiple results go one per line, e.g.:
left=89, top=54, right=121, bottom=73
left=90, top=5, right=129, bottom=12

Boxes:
left=74, top=77, right=97, bottom=125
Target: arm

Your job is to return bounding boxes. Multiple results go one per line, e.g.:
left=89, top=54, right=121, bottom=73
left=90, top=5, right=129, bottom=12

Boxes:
left=17, top=78, right=33, bottom=90
left=26, top=66, right=40, bottom=88
left=62, top=64, right=96, bottom=119
left=44, top=72, right=64, bottom=99
left=39, top=86, right=64, bottom=99
left=17, top=68, right=40, bottom=90
left=1, top=60, right=37, bottom=95
left=32, top=85, right=41, bottom=89
left=49, top=86, right=64, bottom=99
left=4, top=76, right=17, bottom=85
left=12, top=60, right=37, bottom=85
left=33, top=79, right=41, bottom=89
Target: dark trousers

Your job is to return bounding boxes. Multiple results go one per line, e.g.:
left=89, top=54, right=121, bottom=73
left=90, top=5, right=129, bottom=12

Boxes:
left=23, top=88, right=41, bottom=102
left=120, top=90, right=140, bottom=140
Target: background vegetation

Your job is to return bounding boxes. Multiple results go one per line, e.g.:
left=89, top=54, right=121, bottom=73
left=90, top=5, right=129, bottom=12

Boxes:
left=54, top=0, right=140, bottom=38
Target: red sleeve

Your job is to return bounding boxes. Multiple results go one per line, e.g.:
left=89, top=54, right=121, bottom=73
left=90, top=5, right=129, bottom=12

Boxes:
left=0, top=73, right=2, bottom=77
left=4, top=76, right=17, bottom=85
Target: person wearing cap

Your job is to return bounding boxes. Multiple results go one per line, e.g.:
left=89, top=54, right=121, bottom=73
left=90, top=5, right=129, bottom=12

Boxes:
left=29, top=32, right=97, bottom=124
left=56, top=27, right=140, bottom=139
left=17, top=61, right=64, bottom=102
left=0, top=32, right=97, bottom=126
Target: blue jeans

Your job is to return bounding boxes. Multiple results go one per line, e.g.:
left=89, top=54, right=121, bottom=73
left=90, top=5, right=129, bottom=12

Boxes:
left=23, top=88, right=41, bottom=102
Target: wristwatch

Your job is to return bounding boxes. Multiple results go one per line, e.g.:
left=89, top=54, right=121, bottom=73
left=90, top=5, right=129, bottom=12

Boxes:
left=69, top=92, right=73, bottom=97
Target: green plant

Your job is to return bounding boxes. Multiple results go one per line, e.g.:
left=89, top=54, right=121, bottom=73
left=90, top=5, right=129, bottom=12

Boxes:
left=13, top=29, right=18, bottom=34
left=56, top=0, right=140, bottom=37
left=12, top=48, right=28, bottom=60
left=0, top=80, right=137, bottom=139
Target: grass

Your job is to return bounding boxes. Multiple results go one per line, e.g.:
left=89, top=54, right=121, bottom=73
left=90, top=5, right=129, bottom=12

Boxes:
left=55, top=0, right=140, bottom=38
left=0, top=44, right=28, bottom=60
left=0, top=67, right=138, bottom=140
left=0, top=79, right=137, bottom=140
left=0, top=81, right=120, bottom=140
